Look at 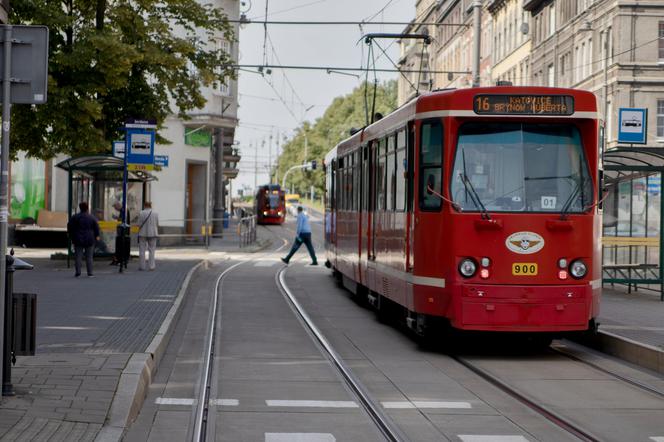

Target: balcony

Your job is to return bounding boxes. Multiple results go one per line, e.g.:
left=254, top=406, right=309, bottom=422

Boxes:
left=223, top=147, right=241, bottom=165
left=522, top=0, right=549, bottom=12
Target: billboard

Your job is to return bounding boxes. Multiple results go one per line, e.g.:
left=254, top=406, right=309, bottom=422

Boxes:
left=10, top=153, right=45, bottom=220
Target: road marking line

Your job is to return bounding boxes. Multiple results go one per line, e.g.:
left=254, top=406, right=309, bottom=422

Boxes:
left=458, top=436, right=529, bottom=442
left=381, top=401, right=472, bottom=409
left=155, top=398, right=195, bottom=406
left=649, top=438, right=664, bottom=442
left=254, top=261, right=277, bottom=267
left=210, top=399, right=239, bottom=406
left=265, top=433, right=335, bottom=442
left=265, top=400, right=358, bottom=408
left=156, top=398, right=240, bottom=406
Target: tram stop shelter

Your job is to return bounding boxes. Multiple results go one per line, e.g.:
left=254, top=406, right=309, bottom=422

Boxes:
left=56, top=154, right=156, bottom=255
left=603, top=147, right=664, bottom=301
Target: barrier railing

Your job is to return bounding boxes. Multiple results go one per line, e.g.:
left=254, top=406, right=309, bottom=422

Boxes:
left=153, top=215, right=257, bottom=248
left=237, top=215, right=257, bottom=248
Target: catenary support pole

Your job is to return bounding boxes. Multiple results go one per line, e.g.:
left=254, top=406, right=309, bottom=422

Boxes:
left=471, top=0, right=482, bottom=88
left=0, top=25, right=12, bottom=396
left=213, top=128, right=225, bottom=236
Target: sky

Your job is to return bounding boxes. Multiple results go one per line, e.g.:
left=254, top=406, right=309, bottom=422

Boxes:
left=233, top=0, right=415, bottom=196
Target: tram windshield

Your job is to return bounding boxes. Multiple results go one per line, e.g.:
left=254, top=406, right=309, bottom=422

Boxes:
left=267, top=193, right=280, bottom=208
left=451, top=123, right=592, bottom=213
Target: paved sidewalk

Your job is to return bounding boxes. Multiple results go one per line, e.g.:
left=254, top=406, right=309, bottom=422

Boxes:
left=572, top=284, right=664, bottom=374
left=0, top=256, right=198, bottom=441
left=599, top=285, right=664, bottom=350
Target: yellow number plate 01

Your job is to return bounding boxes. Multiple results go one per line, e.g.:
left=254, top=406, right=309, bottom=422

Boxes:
left=512, top=263, right=538, bottom=276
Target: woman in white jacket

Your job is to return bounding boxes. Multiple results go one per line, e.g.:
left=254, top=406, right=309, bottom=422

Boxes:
left=137, top=201, right=159, bottom=270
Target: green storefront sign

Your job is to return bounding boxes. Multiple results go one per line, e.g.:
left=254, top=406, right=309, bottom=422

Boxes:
left=11, top=154, right=45, bottom=220
left=185, top=127, right=212, bottom=147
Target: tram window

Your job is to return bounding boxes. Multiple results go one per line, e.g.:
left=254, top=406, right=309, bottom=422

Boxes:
left=419, top=121, right=444, bottom=211
left=396, top=148, right=406, bottom=211
left=377, top=154, right=386, bottom=211
left=388, top=134, right=395, bottom=152
left=397, top=129, right=406, bottom=150
left=355, top=151, right=361, bottom=212
left=387, top=150, right=396, bottom=211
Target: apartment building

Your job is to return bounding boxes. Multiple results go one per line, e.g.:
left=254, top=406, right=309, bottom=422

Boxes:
left=525, top=0, right=664, bottom=148
left=398, top=0, right=492, bottom=105
left=488, top=0, right=531, bottom=85
left=152, top=0, right=241, bottom=239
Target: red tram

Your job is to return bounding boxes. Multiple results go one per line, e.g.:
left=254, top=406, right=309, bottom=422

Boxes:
left=255, top=184, right=286, bottom=225
left=324, top=86, right=601, bottom=339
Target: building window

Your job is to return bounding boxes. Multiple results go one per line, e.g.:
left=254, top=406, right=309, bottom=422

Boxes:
left=659, top=22, right=664, bottom=62
left=548, top=5, right=556, bottom=37
left=547, top=64, right=555, bottom=86
left=657, top=100, right=664, bottom=139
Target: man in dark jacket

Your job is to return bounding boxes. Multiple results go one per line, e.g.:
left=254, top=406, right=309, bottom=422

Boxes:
left=67, top=202, right=100, bottom=277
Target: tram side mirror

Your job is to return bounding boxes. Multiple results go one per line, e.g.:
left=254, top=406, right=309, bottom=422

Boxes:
left=426, top=174, right=435, bottom=194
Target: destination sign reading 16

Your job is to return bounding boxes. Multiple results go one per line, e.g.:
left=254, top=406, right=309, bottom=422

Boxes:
left=474, top=95, right=574, bottom=116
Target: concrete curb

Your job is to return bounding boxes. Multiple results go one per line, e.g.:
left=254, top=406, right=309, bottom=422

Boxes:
left=573, top=330, right=664, bottom=375
left=95, top=260, right=206, bottom=442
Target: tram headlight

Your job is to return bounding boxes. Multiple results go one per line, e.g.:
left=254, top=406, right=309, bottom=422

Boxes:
left=569, top=260, right=587, bottom=279
left=458, top=258, right=477, bottom=278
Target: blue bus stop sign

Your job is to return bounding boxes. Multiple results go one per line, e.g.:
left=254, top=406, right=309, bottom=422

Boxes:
left=618, top=108, right=647, bottom=144
left=125, top=128, right=155, bottom=170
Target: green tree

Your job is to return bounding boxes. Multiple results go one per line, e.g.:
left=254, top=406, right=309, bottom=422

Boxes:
left=10, top=0, right=234, bottom=159
left=277, top=80, right=397, bottom=197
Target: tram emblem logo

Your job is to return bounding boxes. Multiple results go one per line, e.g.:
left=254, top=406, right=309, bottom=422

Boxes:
left=506, top=232, right=545, bottom=254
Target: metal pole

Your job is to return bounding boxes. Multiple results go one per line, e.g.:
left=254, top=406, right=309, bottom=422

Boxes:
left=471, top=0, right=482, bottom=88
left=602, top=29, right=609, bottom=158
left=0, top=25, right=12, bottom=395
left=253, top=142, right=258, bottom=193
left=268, top=134, right=272, bottom=184
left=213, top=128, right=225, bottom=236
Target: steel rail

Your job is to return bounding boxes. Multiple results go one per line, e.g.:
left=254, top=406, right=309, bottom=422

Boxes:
left=552, top=344, right=664, bottom=399
left=452, top=356, right=601, bottom=442
left=192, top=228, right=288, bottom=441
left=192, top=261, right=244, bottom=442
left=276, top=267, right=408, bottom=442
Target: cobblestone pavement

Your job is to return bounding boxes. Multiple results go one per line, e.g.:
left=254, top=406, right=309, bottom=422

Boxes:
left=0, top=257, right=198, bottom=441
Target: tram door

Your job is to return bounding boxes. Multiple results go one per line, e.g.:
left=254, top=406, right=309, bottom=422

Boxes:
left=413, top=119, right=444, bottom=275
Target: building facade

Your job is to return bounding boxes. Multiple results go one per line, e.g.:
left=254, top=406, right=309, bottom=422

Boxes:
left=525, top=0, right=664, bottom=149
left=399, top=0, right=664, bottom=150
left=398, top=0, right=493, bottom=105
left=151, top=0, right=241, bottom=240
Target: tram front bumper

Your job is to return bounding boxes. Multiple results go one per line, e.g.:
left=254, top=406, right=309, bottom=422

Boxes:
left=453, top=283, right=593, bottom=332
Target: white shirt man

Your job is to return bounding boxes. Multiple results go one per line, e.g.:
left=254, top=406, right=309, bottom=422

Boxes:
left=137, top=202, right=159, bottom=270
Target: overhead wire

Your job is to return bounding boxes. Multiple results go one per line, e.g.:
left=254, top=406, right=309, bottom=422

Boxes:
left=249, top=0, right=327, bottom=21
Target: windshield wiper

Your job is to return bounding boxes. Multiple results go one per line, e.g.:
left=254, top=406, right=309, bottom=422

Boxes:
left=559, top=176, right=582, bottom=220
left=459, top=172, right=491, bottom=219
left=460, top=151, right=491, bottom=219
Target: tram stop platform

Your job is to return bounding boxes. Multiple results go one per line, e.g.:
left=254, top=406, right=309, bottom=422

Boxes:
left=576, top=284, right=664, bottom=375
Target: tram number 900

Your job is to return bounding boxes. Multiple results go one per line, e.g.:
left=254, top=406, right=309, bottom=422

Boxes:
left=512, top=263, right=538, bottom=276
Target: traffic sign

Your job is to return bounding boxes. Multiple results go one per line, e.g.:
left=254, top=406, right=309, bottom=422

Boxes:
left=618, top=108, right=647, bottom=144
left=112, top=141, right=125, bottom=159
left=0, top=25, right=49, bottom=104
left=154, top=155, right=169, bottom=167
left=126, top=128, right=155, bottom=170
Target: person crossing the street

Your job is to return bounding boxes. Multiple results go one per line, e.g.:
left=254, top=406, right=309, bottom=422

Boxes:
left=281, top=206, right=317, bottom=265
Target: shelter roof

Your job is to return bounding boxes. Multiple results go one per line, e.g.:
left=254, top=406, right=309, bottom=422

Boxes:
left=56, top=155, right=156, bottom=182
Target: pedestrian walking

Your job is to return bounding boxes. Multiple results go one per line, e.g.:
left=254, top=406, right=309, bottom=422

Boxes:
left=67, top=201, right=100, bottom=277
left=137, top=201, right=159, bottom=271
left=281, top=206, right=317, bottom=265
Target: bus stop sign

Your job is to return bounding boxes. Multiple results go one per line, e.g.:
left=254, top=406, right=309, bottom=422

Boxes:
left=0, top=25, right=49, bottom=104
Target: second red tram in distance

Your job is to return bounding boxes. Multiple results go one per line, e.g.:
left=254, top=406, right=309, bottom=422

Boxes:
left=324, top=86, right=601, bottom=340
left=255, top=184, right=286, bottom=225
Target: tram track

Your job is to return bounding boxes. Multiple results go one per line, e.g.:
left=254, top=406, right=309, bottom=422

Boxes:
left=552, top=342, right=664, bottom=399
left=451, top=354, right=601, bottom=442
left=191, top=227, right=288, bottom=442
left=276, top=265, right=409, bottom=442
